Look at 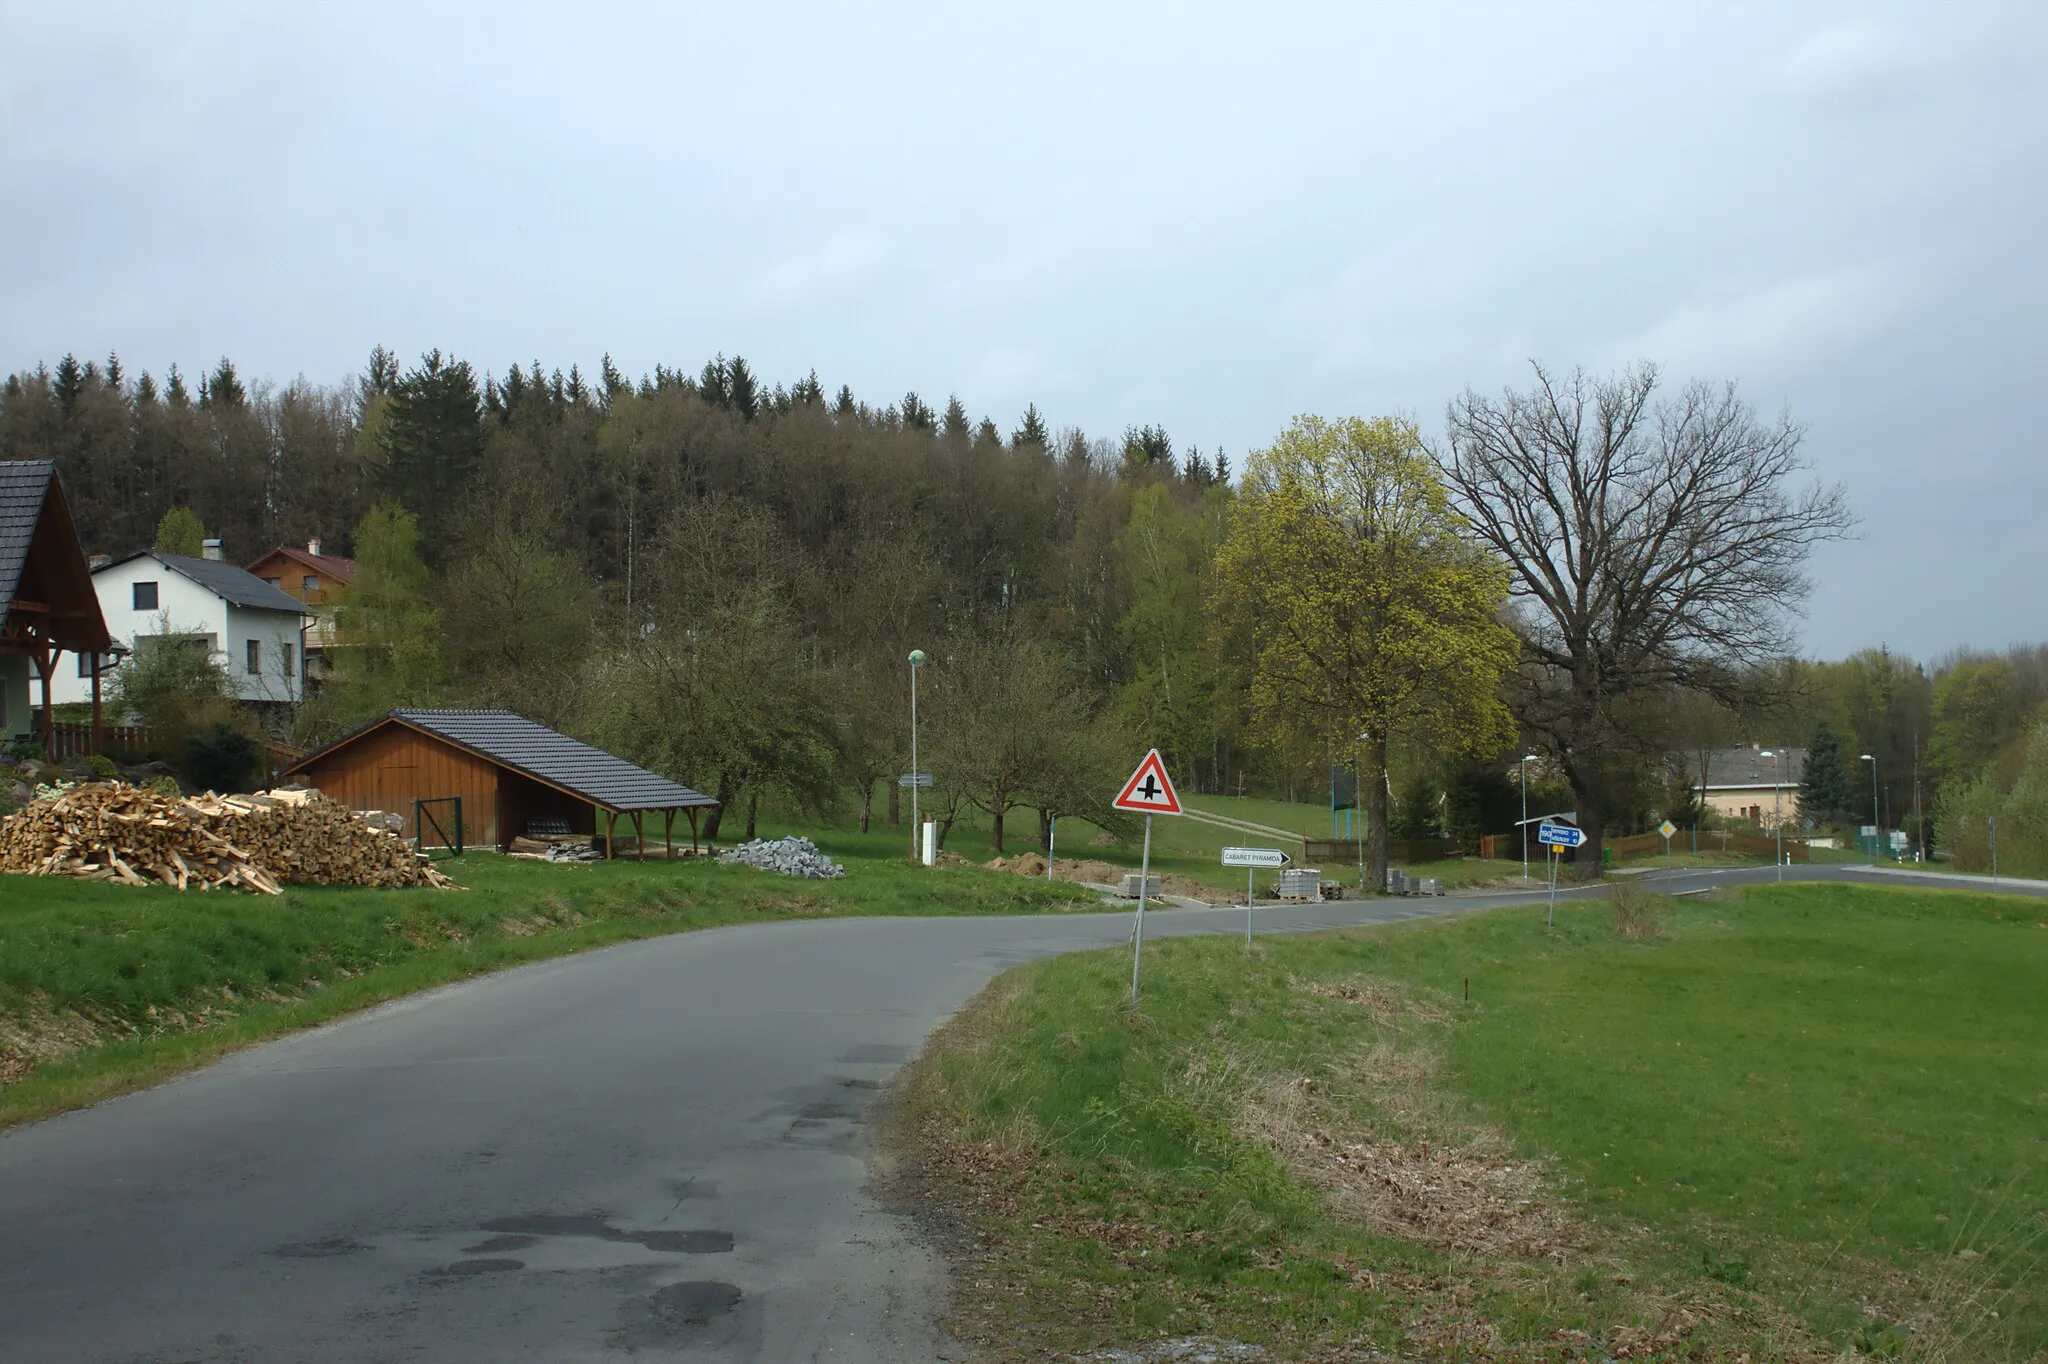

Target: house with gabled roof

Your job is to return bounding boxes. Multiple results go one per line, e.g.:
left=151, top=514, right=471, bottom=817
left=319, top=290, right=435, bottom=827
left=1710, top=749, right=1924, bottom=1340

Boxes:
left=53, top=542, right=309, bottom=708
left=281, top=708, right=720, bottom=855
left=0, top=460, right=115, bottom=754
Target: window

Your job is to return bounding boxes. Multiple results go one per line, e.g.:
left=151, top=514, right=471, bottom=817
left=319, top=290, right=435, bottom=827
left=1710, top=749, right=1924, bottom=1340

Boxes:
left=133, top=581, right=158, bottom=611
left=246, top=639, right=261, bottom=674
left=282, top=643, right=295, bottom=678
left=304, top=574, right=320, bottom=594
left=265, top=576, right=282, bottom=589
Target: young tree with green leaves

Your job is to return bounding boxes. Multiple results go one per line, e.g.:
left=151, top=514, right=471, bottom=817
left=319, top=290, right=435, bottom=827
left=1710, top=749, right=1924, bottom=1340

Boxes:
left=153, top=505, right=208, bottom=557
left=1215, top=414, right=1518, bottom=889
left=316, top=501, right=444, bottom=736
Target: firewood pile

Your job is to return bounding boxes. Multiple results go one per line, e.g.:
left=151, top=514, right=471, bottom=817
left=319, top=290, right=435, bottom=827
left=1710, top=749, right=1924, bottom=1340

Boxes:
left=0, top=783, right=456, bottom=893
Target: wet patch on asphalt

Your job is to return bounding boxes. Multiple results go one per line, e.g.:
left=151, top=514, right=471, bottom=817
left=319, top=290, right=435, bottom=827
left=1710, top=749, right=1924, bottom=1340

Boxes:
left=272, top=1237, right=368, bottom=1259
left=478, top=1211, right=733, bottom=1254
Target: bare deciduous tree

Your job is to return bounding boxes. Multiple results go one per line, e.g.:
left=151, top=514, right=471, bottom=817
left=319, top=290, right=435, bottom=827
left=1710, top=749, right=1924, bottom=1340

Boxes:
left=1436, top=361, right=1854, bottom=870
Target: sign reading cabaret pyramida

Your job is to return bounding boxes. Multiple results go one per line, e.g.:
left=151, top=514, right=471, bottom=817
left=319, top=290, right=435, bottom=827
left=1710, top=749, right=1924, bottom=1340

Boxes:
left=1114, top=748, right=1181, bottom=1007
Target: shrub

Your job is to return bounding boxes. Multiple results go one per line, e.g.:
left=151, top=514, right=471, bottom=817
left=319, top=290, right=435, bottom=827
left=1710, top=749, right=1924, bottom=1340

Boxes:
left=1609, top=881, right=1666, bottom=941
left=148, top=774, right=182, bottom=799
left=87, top=754, right=119, bottom=780
left=182, top=724, right=260, bottom=794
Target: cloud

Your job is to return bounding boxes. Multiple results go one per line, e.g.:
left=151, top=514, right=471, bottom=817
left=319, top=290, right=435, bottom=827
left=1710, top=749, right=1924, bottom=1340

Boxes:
left=1602, top=264, right=1910, bottom=381
left=748, top=233, right=886, bottom=309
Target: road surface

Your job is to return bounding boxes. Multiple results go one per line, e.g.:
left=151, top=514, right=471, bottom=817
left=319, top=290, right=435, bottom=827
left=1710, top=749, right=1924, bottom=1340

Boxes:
left=0, top=864, right=2036, bottom=1362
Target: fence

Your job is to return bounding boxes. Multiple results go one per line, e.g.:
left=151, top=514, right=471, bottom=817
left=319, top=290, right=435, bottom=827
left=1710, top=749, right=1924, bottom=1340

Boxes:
left=38, top=721, right=153, bottom=759
left=1301, top=837, right=1449, bottom=865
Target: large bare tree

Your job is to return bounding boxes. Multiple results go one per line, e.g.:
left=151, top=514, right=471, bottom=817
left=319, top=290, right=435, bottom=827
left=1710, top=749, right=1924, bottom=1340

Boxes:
left=1436, top=362, right=1853, bottom=871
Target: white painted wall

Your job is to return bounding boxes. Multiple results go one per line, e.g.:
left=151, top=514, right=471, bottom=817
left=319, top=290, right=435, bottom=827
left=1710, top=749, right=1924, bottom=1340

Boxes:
left=51, top=556, right=305, bottom=706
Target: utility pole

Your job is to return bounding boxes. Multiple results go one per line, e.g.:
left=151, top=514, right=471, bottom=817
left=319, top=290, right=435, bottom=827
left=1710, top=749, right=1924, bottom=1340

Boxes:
left=1519, top=753, right=1537, bottom=882
left=908, top=648, right=925, bottom=862
left=1860, top=753, right=1877, bottom=866
left=1761, top=748, right=1783, bottom=880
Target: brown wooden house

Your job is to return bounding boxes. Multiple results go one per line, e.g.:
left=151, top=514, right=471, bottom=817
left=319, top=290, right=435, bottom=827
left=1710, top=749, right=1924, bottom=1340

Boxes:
left=280, top=709, right=719, bottom=855
left=0, top=461, right=115, bottom=756
left=244, top=539, right=356, bottom=608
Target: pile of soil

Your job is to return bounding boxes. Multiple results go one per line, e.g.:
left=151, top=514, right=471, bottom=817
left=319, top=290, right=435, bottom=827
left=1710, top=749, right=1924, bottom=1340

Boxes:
left=986, top=851, right=1215, bottom=901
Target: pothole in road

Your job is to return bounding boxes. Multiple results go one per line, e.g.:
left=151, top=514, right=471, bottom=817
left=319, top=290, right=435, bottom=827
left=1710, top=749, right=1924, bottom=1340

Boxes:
left=476, top=1212, right=733, bottom=1255
left=650, top=1279, right=742, bottom=1325
left=423, top=1257, right=524, bottom=1277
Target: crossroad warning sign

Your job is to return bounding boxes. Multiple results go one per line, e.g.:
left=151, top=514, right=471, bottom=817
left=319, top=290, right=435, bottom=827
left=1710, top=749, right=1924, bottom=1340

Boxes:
left=1113, top=749, right=1182, bottom=815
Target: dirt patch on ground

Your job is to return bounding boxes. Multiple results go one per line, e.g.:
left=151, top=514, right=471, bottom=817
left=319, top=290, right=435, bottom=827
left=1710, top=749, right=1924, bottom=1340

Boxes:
left=0, top=1002, right=104, bottom=1084
left=987, top=852, right=1215, bottom=901
left=1240, top=1072, right=1579, bottom=1262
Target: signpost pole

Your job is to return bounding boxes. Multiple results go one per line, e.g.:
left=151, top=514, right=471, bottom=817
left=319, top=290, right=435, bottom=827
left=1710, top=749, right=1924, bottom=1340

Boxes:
left=908, top=650, right=924, bottom=862
left=1990, top=815, right=1997, bottom=882
left=1547, top=845, right=1558, bottom=927
left=1132, top=813, right=1152, bottom=1007
left=1246, top=867, right=1254, bottom=944
left=1047, top=816, right=1056, bottom=882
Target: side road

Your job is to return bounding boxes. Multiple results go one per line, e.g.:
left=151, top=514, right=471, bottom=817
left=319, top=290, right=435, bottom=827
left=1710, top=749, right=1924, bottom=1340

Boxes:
left=1, top=868, right=2040, bottom=1363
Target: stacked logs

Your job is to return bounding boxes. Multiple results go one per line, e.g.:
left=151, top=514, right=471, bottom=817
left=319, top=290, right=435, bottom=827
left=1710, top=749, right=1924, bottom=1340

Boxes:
left=0, top=783, right=455, bottom=893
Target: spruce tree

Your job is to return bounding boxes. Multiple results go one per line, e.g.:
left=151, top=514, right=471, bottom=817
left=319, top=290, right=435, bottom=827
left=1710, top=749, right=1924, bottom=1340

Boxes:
left=165, top=364, right=189, bottom=407
left=941, top=394, right=971, bottom=445
left=900, top=392, right=935, bottom=432
left=202, top=357, right=246, bottom=411
left=1012, top=403, right=1049, bottom=451
left=1799, top=720, right=1852, bottom=827
left=726, top=357, right=760, bottom=420
left=53, top=354, right=82, bottom=415
left=699, top=354, right=730, bottom=408
left=834, top=384, right=856, bottom=415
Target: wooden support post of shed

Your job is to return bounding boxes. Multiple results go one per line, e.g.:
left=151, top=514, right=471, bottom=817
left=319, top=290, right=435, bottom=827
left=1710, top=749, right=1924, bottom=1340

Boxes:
left=631, top=810, right=645, bottom=861
left=35, top=646, right=54, bottom=763
left=603, top=809, right=616, bottom=860
left=664, top=809, right=675, bottom=860
left=688, top=808, right=699, bottom=854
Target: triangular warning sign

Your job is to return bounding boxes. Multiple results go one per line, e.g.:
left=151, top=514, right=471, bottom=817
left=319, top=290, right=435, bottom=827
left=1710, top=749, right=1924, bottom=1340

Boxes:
left=1113, top=748, right=1182, bottom=814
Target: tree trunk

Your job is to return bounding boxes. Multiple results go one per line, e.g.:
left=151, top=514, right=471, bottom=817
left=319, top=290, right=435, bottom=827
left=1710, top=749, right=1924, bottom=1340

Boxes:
left=990, top=801, right=1005, bottom=855
left=1037, top=806, right=1052, bottom=855
left=1566, top=755, right=1605, bottom=879
left=858, top=777, right=873, bottom=833
left=745, top=790, right=758, bottom=841
left=702, top=776, right=734, bottom=842
left=887, top=781, right=900, bottom=827
left=1364, top=734, right=1390, bottom=892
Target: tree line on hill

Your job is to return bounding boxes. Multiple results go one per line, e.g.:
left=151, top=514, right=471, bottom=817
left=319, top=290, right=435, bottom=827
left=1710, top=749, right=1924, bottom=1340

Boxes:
left=2, top=347, right=2036, bottom=877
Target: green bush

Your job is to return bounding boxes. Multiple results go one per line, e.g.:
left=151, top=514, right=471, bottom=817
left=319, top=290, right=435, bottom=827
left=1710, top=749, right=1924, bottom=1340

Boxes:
left=182, top=725, right=260, bottom=794
left=148, top=775, right=181, bottom=799
left=87, top=754, right=118, bottom=780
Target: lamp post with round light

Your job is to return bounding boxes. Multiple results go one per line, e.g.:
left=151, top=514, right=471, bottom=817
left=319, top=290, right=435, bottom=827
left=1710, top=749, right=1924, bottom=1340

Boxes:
left=1760, top=748, right=1783, bottom=880
left=1519, top=753, right=1539, bottom=882
left=908, top=649, right=926, bottom=862
left=1860, top=753, right=1877, bottom=866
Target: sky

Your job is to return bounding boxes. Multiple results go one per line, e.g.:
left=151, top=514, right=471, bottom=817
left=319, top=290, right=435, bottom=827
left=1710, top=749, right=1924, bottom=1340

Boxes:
left=3, top=1, right=2042, bottom=662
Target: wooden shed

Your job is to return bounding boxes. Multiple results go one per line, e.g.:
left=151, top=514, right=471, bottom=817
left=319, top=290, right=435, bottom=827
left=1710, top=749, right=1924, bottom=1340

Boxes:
left=281, top=709, right=719, bottom=856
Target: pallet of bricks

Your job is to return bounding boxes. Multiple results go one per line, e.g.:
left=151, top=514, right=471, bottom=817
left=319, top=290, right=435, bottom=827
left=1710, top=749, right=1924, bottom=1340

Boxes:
left=0, top=782, right=457, bottom=893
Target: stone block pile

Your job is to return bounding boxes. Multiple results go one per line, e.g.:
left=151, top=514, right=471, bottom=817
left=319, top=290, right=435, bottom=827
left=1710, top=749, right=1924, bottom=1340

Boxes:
left=717, top=835, right=846, bottom=879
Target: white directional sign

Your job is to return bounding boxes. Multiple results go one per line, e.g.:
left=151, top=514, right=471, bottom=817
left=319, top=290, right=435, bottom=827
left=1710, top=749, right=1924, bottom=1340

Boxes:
left=1113, top=749, right=1182, bottom=815
left=1538, top=821, right=1585, bottom=848
left=1221, top=846, right=1290, bottom=868
left=1658, top=819, right=1677, bottom=839
left=898, top=772, right=934, bottom=788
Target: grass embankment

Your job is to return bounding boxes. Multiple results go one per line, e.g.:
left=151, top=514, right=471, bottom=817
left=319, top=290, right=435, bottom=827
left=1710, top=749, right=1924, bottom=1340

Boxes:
left=0, top=829, right=1094, bottom=1128
left=903, top=882, right=2048, bottom=1360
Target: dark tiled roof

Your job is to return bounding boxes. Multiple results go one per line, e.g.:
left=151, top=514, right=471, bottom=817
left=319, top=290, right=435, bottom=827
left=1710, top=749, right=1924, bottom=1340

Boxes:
left=394, top=709, right=719, bottom=812
left=1696, top=746, right=1805, bottom=787
left=101, top=550, right=308, bottom=613
left=0, top=460, right=56, bottom=612
left=247, top=545, right=358, bottom=584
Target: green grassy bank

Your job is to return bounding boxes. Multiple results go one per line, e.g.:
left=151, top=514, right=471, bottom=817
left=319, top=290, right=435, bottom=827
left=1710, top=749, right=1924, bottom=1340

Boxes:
left=903, top=882, right=2048, bottom=1360
left=0, top=828, right=1093, bottom=1128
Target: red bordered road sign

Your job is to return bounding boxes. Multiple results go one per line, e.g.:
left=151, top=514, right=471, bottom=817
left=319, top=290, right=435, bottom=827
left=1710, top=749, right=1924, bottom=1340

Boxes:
left=1113, top=749, right=1182, bottom=815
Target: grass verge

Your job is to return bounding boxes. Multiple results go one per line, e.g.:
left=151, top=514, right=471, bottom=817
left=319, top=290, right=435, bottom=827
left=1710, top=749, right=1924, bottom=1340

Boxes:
left=899, top=882, right=2048, bottom=1361
left=0, top=840, right=1095, bottom=1128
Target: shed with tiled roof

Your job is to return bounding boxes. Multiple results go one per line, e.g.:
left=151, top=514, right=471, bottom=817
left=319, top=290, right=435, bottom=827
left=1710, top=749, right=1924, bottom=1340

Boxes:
left=0, top=461, right=114, bottom=755
left=280, top=709, right=719, bottom=856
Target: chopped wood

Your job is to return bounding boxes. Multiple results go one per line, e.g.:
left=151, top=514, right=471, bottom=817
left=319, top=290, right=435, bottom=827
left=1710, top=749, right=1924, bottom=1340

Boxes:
left=0, top=782, right=458, bottom=894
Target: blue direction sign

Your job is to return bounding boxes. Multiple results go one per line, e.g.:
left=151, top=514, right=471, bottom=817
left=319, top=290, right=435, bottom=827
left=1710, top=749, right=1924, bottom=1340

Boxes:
left=1537, top=821, right=1585, bottom=848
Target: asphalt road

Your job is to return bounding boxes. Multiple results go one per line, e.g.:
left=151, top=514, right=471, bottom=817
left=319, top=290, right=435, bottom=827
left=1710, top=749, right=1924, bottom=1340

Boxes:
left=1, top=864, right=2038, bottom=1362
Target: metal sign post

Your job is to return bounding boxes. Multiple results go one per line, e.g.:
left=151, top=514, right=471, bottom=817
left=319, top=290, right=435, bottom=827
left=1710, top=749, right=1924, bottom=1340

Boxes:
left=907, top=649, right=925, bottom=861
left=1047, top=815, right=1056, bottom=881
left=1659, top=818, right=1676, bottom=884
left=1221, top=847, right=1289, bottom=944
left=1537, top=821, right=1584, bottom=927
left=1113, top=749, right=1183, bottom=1007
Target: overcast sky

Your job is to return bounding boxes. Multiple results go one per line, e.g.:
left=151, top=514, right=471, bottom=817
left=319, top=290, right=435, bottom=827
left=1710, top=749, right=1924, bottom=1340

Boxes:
left=4, top=2, right=2041, bottom=661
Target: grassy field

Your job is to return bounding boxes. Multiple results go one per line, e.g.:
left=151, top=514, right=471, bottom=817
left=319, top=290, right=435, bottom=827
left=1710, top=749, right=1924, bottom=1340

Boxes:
left=903, top=882, right=2048, bottom=1360
left=0, top=824, right=1094, bottom=1127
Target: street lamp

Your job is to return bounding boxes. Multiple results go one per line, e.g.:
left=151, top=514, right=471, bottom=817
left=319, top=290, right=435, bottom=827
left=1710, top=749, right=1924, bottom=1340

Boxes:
left=1860, top=753, right=1877, bottom=867
left=1760, top=748, right=1783, bottom=880
left=1519, top=753, right=1539, bottom=882
left=908, top=649, right=926, bottom=863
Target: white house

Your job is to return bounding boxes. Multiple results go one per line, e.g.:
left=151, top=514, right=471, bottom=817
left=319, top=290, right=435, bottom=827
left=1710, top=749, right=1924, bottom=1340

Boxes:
left=53, top=542, right=310, bottom=707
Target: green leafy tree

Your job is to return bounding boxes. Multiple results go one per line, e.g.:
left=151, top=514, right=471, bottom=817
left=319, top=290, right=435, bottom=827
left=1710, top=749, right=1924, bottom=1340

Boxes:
left=1113, top=482, right=1232, bottom=789
left=441, top=527, right=597, bottom=729
left=111, top=626, right=236, bottom=741
left=1214, top=414, right=1518, bottom=888
left=318, top=501, right=444, bottom=733
left=1929, top=657, right=2018, bottom=791
left=1798, top=720, right=1852, bottom=828
left=153, top=505, right=208, bottom=557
